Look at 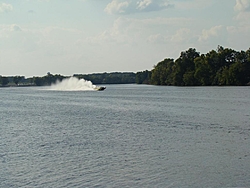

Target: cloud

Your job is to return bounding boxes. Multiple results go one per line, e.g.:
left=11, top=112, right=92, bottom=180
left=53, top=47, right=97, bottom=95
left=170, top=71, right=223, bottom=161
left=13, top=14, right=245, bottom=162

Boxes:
left=234, top=0, right=250, bottom=25
left=87, top=17, right=134, bottom=44
left=136, top=0, right=173, bottom=11
left=147, top=34, right=166, bottom=44
left=104, top=0, right=129, bottom=14
left=175, top=0, right=213, bottom=10
left=199, top=25, right=223, bottom=42
left=227, top=25, right=250, bottom=49
left=234, top=0, right=250, bottom=12
left=137, top=0, right=152, bottom=10
left=0, top=24, right=22, bottom=32
left=235, top=11, right=250, bottom=23
left=11, top=24, right=22, bottom=32
left=147, top=28, right=194, bottom=45
left=87, top=16, right=193, bottom=46
left=171, top=28, right=191, bottom=43
left=0, top=3, right=13, bottom=13
left=104, top=0, right=173, bottom=15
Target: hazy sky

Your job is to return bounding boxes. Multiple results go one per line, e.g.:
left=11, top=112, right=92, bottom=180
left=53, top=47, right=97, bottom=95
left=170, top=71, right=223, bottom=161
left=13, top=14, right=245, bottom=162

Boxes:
left=1, top=0, right=250, bottom=77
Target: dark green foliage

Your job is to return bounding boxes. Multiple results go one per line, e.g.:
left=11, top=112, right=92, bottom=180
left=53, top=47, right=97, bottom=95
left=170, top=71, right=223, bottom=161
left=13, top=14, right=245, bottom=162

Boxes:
left=0, top=76, right=9, bottom=86
left=33, top=77, right=44, bottom=86
left=33, top=74, right=66, bottom=86
left=150, top=58, right=174, bottom=85
left=1, top=72, right=135, bottom=87
left=13, top=76, right=24, bottom=85
left=172, top=48, right=200, bottom=86
left=140, top=46, right=250, bottom=86
left=136, top=70, right=151, bottom=84
left=74, top=72, right=136, bottom=84
left=43, top=73, right=65, bottom=85
left=194, top=55, right=212, bottom=86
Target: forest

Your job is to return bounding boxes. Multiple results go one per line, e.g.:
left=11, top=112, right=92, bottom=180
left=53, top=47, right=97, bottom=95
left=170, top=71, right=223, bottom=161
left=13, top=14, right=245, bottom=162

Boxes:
left=136, top=46, right=250, bottom=86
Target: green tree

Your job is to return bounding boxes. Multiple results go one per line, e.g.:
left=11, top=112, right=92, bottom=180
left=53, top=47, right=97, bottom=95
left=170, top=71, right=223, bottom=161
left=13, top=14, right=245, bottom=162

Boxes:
left=194, top=55, right=212, bottom=86
left=233, top=50, right=250, bottom=85
left=136, top=70, right=151, bottom=84
left=203, top=50, right=219, bottom=85
left=217, top=66, right=230, bottom=85
left=74, top=72, right=135, bottom=84
left=228, top=61, right=243, bottom=85
left=13, top=76, right=23, bottom=85
left=217, top=46, right=237, bottom=66
left=0, top=76, right=9, bottom=86
left=183, top=71, right=196, bottom=86
left=33, top=77, right=44, bottom=86
left=215, top=47, right=248, bottom=85
left=172, top=48, right=200, bottom=86
left=150, top=58, right=174, bottom=85
left=139, top=46, right=250, bottom=86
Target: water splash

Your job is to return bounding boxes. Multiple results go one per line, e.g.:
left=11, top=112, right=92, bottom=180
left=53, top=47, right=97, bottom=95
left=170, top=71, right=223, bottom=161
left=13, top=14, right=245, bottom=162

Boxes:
left=50, top=77, right=97, bottom=91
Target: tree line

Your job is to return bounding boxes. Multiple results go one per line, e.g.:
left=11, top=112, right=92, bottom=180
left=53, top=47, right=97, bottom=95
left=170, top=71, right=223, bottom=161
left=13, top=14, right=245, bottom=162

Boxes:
left=74, top=72, right=135, bottom=84
left=136, top=46, right=250, bottom=86
left=0, top=73, right=66, bottom=87
left=0, top=72, right=135, bottom=86
left=1, top=46, right=249, bottom=87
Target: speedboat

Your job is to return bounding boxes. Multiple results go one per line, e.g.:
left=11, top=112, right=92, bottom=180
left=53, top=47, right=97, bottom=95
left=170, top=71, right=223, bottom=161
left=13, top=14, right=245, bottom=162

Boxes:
left=95, top=86, right=106, bottom=91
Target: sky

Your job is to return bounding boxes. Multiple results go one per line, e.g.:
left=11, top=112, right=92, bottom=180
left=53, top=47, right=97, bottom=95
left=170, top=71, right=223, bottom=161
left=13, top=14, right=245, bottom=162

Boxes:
left=0, top=0, right=250, bottom=77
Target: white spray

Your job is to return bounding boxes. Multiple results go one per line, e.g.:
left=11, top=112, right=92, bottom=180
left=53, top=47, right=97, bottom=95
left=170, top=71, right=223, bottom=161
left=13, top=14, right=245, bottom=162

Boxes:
left=50, top=77, right=97, bottom=91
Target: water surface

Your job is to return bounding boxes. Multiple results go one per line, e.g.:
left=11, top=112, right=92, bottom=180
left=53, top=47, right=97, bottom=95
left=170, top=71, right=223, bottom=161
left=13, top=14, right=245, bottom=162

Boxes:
left=0, top=85, right=250, bottom=187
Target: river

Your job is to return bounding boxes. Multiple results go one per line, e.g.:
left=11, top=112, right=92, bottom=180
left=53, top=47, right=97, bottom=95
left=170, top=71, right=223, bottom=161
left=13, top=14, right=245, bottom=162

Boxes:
left=0, top=85, right=250, bottom=187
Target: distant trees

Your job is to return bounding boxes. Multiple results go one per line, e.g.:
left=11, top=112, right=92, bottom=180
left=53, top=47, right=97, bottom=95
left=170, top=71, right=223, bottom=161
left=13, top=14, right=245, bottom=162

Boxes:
left=136, top=46, right=250, bottom=86
left=0, top=72, right=135, bottom=87
left=33, top=73, right=66, bottom=86
left=74, top=72, right=136, bottom=84
left=33, top=77, right=44, bottom=86
left=13, top=76, right=24, bottom=85
left=136, top=70, right=151, bottom=84
left=0, top=76, right=9, bottom=86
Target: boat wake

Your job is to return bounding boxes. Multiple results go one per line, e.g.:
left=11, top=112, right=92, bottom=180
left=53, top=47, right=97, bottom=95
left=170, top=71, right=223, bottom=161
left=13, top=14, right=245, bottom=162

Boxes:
left=50, top=77, right=97, bottom=91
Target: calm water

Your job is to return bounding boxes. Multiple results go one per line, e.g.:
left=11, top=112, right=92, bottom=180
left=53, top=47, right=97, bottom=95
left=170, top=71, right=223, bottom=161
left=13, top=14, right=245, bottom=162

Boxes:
left=0, top=85, right=250, bottom=187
